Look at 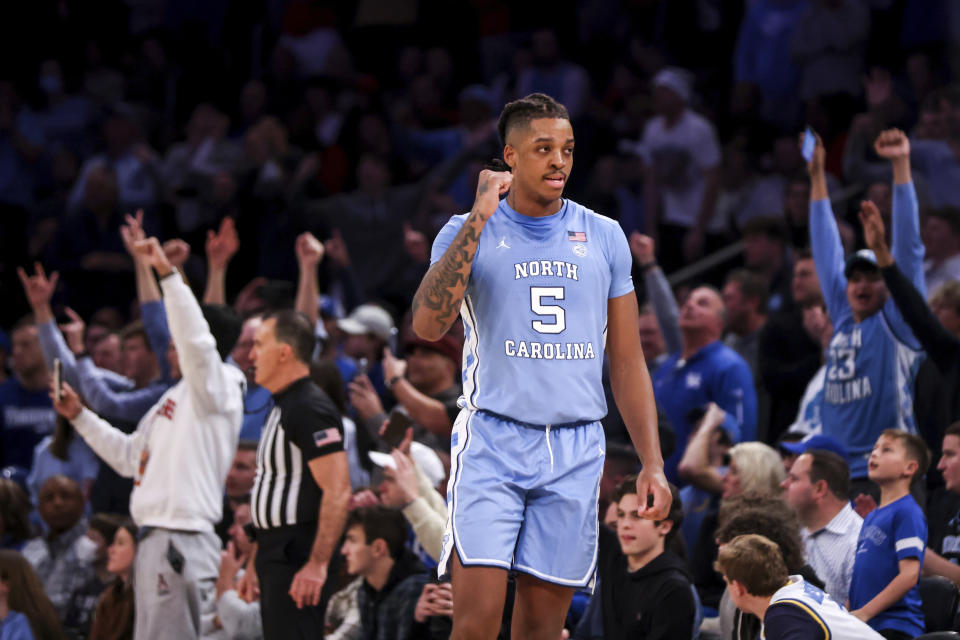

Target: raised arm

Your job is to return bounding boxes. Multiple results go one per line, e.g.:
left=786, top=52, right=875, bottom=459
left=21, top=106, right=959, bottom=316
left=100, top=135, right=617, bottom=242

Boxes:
left=18, top=264, right=79, bottom=384
left=203, top=217, right=239, bottom=305
left=382, top=349, right=453, bottom=437
left=40, top=303, right=162, bottom=422
left=874, top=130, right=925, bottom=295
left=806, top=133, right=849, bottom=321
left=120, top=211, right=172, bottom=379
left=52, top=381, right=144, bottom=478
left=411, top=170, right=512, bottom=341
left=293, top=232, right=324, bottom=326
left=630, top=232, right=682, bottom=355
left=134, top=237, right=232, bottom=409
left=677, top=403, right=726, bottom=494
left=383, top=449, right=446, bottom=562
left=75, top=357, right=167, bottom=423
left=860, top=200, right=958, bottom=368
left=122, top=210, right=162, bottom=304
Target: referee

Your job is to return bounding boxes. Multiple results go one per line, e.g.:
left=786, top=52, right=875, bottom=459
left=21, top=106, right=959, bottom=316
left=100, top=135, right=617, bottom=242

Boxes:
left=239, top=309, right=351, bottom=638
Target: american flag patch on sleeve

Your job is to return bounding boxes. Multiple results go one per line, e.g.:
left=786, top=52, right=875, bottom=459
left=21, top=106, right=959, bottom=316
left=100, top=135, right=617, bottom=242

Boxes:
left=568, top=231, right=587, bottom=242
left=313, top=428, right=342, bottom=448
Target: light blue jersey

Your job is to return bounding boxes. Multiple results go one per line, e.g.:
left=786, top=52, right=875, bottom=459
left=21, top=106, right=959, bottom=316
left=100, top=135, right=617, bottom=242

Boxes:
left=431, top=197, right=632, bottom=587
left=430, top=198, right=635, bottom=425
left=809, top=182, right=925, bottom=478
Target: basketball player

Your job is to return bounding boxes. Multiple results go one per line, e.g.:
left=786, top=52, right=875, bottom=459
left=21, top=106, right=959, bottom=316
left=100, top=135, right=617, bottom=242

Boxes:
left=411, top=93, right=671, bottom=640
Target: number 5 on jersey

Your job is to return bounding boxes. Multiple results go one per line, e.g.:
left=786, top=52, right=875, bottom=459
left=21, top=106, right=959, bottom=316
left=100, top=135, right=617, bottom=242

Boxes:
left=531, top=286, right=566, bottom=334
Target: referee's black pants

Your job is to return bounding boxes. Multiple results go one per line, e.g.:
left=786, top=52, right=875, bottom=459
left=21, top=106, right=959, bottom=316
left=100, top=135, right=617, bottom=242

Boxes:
left=255, top=524, right=324, bottom=639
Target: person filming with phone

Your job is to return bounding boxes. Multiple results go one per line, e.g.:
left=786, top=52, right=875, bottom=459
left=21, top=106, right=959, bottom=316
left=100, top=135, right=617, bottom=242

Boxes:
left=348, top=332, right=463, bottom=452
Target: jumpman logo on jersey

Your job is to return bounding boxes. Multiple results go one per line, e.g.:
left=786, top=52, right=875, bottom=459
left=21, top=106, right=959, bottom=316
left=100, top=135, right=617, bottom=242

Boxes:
left=497, top=237, right=511, bottom=249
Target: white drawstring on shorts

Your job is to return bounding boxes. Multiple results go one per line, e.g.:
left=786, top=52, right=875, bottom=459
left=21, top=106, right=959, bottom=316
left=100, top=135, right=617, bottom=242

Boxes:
left=545, top=425, right=555, bottom=472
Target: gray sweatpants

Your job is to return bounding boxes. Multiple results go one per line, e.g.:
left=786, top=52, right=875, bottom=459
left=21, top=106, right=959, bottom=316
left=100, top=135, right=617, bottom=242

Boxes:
left=134, top=528, right=220, bottom=640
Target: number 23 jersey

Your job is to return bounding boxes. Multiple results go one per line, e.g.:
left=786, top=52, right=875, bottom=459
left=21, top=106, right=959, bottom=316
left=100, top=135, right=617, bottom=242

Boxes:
left=430, top=198, right=634, bottom=426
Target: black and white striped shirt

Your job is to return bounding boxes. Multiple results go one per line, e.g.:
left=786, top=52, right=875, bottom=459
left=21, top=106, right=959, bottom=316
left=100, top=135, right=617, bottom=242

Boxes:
left=251, top=377, right=344, bottom=529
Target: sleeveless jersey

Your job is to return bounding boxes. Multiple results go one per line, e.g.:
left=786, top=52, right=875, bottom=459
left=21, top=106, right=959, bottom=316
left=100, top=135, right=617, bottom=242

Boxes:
left=430, top=198, right=634, bottom=425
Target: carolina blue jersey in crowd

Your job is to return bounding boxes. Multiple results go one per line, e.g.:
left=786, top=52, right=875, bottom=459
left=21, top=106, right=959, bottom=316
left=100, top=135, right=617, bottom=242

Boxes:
left=809, top=182, right=925, bottom=478
left=849, top=494, right=926, bottom=637
left=430, top=198, right=634, bottom=425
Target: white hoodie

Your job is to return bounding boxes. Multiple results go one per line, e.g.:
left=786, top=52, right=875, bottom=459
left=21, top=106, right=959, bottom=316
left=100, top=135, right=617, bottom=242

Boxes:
left=72, top=271, right=245, bottom=532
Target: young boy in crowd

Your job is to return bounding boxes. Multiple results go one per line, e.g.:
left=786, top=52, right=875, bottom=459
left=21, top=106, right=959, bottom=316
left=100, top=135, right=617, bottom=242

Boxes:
left=594, top=476, right=696, bottom=640
left=848, top=429, right=930, bottom=639
left=716, top=534, right=883, bottom=640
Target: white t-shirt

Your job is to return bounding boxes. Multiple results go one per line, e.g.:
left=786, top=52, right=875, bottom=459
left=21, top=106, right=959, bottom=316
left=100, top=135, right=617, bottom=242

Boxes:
left=640, top=110, right=722, bottom=230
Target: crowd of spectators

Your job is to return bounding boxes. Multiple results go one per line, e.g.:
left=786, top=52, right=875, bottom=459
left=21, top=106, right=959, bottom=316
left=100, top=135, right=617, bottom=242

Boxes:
left=2, top=1, right=960, bottom=639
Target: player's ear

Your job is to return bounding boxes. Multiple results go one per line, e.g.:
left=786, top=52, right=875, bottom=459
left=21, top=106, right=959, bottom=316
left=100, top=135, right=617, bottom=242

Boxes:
left=503, top=145, right=516, bottom=170
left=657, top=518, right=673, bottom=536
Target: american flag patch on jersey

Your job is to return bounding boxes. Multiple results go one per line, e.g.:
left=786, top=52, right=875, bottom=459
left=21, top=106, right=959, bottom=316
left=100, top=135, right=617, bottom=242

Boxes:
left=568, top=231, right=587, bottom=242
left=313, top=428, right=342, bottom=448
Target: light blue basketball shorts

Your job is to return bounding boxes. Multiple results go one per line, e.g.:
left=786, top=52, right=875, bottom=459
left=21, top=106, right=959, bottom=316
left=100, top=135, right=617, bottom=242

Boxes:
left=438, top=408, right=606, bottom=588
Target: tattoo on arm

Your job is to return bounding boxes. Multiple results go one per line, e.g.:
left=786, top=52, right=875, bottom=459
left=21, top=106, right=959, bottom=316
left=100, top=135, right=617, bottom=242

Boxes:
left=412, top=220, right=482, bottom=334
left=412, top=184, right=492, bottom=335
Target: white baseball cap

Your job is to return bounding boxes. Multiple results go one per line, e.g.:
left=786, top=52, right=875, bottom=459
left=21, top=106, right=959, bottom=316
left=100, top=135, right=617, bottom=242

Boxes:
left=337, top=304, right=396, bottom=342
left=369, top=442, right=446, bottom=489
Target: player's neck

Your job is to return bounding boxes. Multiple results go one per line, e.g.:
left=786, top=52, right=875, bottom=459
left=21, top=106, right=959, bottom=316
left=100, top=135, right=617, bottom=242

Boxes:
left=878, top=480, right=911, bottom=507
left=506, top=187, right=563, bottom=218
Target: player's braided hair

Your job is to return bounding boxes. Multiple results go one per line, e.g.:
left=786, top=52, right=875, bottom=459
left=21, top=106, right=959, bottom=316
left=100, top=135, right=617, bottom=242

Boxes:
left=496, top=93, right=569, bottom=146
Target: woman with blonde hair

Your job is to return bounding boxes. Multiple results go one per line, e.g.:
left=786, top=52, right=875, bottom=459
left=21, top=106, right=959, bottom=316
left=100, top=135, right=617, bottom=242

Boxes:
left=692, top=441, right=787, bottom=608
left=722, top=441, right=786, bottom=498
left=0, top=549, right=64, bottom=640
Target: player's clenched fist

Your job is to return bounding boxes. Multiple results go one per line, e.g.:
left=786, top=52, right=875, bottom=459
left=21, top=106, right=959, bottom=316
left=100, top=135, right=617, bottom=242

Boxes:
left=473, top=170, right=513, bottom=220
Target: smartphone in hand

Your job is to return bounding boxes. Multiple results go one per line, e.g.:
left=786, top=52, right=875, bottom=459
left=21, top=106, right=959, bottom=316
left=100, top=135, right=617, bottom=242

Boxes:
left=53, top=358, right=63, bottom=403
left=382, top=407, right=415, bottom=449
left=801, top=126, right=817, bottom=163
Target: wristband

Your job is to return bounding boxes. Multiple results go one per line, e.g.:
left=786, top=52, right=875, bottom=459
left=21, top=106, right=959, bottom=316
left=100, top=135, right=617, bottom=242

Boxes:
left=75, top=350, right=90, bottom=360
left=638, top=261, right=657, bottom=272
left=387, top=375, right=403, bottom=389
